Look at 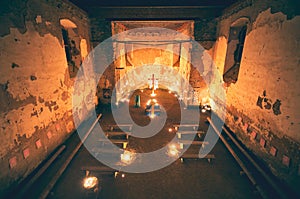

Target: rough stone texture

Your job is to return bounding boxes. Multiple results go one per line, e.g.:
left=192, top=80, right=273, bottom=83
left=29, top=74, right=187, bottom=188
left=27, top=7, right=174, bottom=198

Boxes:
left=90, top=19, right=112, bottom=47
left=213, top=0, right=300, bottom=193
left=0, top=0, right=92, bottom=195
left=194, top=19, right=217, bottom=42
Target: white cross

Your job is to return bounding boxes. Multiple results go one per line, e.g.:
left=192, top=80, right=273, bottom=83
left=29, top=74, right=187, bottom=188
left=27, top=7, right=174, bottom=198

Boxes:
left=148, top=74, right=158, bottom=89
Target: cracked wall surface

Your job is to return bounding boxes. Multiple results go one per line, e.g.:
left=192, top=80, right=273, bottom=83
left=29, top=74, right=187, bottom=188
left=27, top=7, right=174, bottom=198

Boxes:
left=213, top=0, right=300, bottom=193
left=0, top=0, right=92, bottom=195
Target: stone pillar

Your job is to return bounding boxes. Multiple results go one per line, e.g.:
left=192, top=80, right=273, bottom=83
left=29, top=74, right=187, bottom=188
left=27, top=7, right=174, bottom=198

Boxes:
left=179, top=41, right=192, bottom=105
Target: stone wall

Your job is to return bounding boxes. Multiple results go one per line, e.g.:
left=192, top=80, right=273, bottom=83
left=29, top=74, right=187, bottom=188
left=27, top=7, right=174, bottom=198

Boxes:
left=0, top=0, right=92, bottom=195
left=213, top=0, right=300, bottom=193
left=190, top=19, right=217, bottom=105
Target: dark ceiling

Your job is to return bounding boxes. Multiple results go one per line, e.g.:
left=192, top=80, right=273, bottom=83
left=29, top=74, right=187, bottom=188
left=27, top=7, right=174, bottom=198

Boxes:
left=69, top=0, right=239, bottom=10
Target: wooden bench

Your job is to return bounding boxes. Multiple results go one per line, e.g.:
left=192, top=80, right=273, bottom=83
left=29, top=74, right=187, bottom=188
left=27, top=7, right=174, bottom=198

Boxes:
left=98, top=138, right=128, bottom=149
left=81, top=166, right=117, bottom=172
left=180, top=153, right=215, bottom=163
left=173, top=124, right=199, bottom=131
left=91, top=147, right=123, bottom=155
left=105, top=131, right=131, bottom=139
left=176, top=131, right=205, bottom=139
left=178, top=140, right=209, bottom=149
left=109, top=124, right=133, bottom=131
left=81, top=166, right=120, bottom=177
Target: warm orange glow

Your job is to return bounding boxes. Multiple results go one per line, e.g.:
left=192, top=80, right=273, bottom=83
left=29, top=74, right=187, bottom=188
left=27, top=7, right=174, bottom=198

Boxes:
left=169, top=149, right=178, bottom=156
left=147, top=99, right=157, bottom=106
left=120, top=150, right=135, bottom=164
left=121, top=153, right=131, bottom=162
left=167, top=144, right=180, bottom=157
left=83, top=176, right=98, bottom=189
left=115, top=48, right=178, bottom=67
left=150, top=90, right=157, bottom=97
left=111, top=21, right=196, bottom=106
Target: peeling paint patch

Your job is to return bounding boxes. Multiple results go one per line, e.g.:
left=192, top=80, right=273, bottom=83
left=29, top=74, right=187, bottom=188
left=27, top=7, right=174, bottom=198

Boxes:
left=11, top=62, right=20, bottom=68
left=30, top=75, right=37, bottom=81
left=256, top=96, right=263, bottom=109
left=264, top=99, right=272, bottom=110
left=0, top=83, right=37, bottom=113
left=31, top=109, right=38, bottom=117
left=272, top=99, right=282, bottom=115
left=53, top=105, right=59, bottom=111
left=38, top=96, right=44, bottom=103
left=256, top=91, right=282, bottom=116
left=44, top=101, right=57, bottom=112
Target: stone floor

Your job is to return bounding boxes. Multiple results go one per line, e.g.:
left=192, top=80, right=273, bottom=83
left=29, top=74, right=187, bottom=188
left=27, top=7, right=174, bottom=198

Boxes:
left=46, top=89, right=260, bottom=199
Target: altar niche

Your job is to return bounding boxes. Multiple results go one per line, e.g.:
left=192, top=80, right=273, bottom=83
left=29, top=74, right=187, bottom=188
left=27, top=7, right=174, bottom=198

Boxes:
left=60, top=19, right=82, bottom=78
left=111, top=21, right=194, bottom=105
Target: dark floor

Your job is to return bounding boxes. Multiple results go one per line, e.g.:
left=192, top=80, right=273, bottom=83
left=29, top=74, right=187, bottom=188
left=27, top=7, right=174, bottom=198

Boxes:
left=43, top=89, right=260, bottom=199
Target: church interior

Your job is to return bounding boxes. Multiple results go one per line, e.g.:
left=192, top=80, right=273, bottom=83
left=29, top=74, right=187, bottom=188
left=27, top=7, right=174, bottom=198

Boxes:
left=0, top=0, right=299, bottom=198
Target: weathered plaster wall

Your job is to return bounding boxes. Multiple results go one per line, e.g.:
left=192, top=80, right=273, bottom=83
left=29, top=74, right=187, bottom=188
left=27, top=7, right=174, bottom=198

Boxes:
left=190, top=19, right=217, bottom=105
left=0, top=0, right=92, bottom=195
left=213, top=0, right=300, bottom=192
